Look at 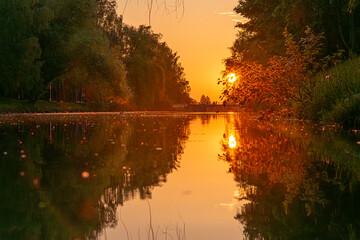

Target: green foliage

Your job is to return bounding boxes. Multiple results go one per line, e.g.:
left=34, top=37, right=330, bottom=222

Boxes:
left=121, top=25, right=191, bottom=109
left=0, top=0, right=50, bottom=102
left=220, top=27, right=342, bottom=115
left=324, top=94, right=360, bottom=127
left=232, top=0, right=360, bottom=63
left=0, top=0, right=189, bottom=109
left=301, top=57, right=360, bottom=126
left=40, top=0, right=131, bottom=104
left=222, top=1, right=358, bottom=125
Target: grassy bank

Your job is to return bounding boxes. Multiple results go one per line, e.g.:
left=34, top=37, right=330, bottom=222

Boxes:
left=0, top=98, right=95, bottom=113
left=298, top=57, right=360, bottom=128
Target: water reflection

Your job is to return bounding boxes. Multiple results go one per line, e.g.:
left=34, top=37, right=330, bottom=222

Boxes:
left=199, top=114, right=218, bottom=126
left=2, top=113, right=360, bottom=239
left=228, top=136, right=236, bottom=149
left=219, top=115, right=360, bottom=239
left=0, top=114, right=191, bottom=240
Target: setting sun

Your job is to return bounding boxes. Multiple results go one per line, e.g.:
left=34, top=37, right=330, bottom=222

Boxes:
left=227, top=73, right=236, bottom=83
left=1, top=0, right=358, bottom=239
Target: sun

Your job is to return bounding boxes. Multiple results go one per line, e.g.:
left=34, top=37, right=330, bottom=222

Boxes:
left=227, top=73, right=236, bottom=83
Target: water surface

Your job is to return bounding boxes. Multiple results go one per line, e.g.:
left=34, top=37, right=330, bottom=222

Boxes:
left=0, top=113, right=359, bottom=239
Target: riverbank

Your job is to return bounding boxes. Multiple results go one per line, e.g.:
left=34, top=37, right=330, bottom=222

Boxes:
left=0, top=97, right=245, bottom=114
left=0, top=98, right=95, bottom=113
left=298, top=57, right=360, bottom=128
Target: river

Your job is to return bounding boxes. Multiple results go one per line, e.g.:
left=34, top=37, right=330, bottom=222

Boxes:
left=0, top=112, right=359, bottom=239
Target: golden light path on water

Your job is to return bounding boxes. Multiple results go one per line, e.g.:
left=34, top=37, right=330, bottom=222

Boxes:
left=2, top=112, right=360, bottom=239
left=100, top=114, right=246, bottom=240
left=229, top=135, right=237, bottom=148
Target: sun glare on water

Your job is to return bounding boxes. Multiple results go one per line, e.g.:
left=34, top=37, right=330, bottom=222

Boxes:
left=229, top=135, right=237, bottom=148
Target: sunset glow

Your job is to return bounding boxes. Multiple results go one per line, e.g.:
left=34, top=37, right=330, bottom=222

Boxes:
left=229, top=135, right=237, bottom=148
left=117, top=0, right=242, bottom=101
left=1, top=0, right=359, bottom=238
left=227, top=73, right=237, bottom=83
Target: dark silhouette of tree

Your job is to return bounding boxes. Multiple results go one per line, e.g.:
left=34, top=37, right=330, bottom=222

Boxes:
left=199, top=95, right=211, bottom=105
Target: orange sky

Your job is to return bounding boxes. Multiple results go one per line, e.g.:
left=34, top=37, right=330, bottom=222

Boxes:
left=115, top=0, right=246, bottom=102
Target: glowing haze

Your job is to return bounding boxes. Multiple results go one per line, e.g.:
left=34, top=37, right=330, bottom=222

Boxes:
left=116, top=0, right=246, bottom=102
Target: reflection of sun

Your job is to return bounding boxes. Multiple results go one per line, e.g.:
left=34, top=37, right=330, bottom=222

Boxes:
left=227, top=73, right=236, bottom=83
left=229, top=135, right=237, bottom=148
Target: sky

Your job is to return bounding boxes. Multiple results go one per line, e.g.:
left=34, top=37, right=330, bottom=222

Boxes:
left=115, top=0, right=246, bottom=102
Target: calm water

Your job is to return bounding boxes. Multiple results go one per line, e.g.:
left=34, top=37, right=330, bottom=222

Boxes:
left=0, top=113, right=359, bottom=240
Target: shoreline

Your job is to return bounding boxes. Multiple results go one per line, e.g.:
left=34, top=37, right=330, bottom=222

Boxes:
left=0, top=98, right=244, bottom=114
left=0, top=111, right=237, bottom=116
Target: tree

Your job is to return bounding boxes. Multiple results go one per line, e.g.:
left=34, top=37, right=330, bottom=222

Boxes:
left=199, top=95, right=211, bottom=105
left=0, top=0, right=52, bottom=102
left=40, top=0, right=131, bottom=103
left=0, top=0, right=190, bottom=109
left=230, top=0, right=359, bottom=64
left=219, top=27, right=343, bottom=115
left=120, top=25, right=191, bottom=109
left=0, top=0, right=131, bottom=104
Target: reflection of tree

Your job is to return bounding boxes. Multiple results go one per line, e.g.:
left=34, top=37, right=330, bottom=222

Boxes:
left=0, top=115, right=191, bottom=239
left=199, top=115, right=211, bottom=125
left=219, top=116, right=307, bottom=202
left=219, top=115, right=360, bottom=239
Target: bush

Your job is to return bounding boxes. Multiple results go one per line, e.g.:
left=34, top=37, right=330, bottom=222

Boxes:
left=220, top=27, right=341, bottom=115
left=301, top=57, right=360, bottom=126
left=323, top=94, right=360, bottom=128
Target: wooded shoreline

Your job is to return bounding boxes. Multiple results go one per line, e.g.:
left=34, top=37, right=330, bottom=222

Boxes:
left=0, top=99, right=243, bottom=113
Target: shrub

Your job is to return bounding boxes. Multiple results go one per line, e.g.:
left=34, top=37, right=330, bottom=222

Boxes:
left=219, top=27, right=342, bottom=115
left=301, top=57, right=360, bottom=126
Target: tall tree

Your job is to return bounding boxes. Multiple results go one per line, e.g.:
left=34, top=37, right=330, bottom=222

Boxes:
left=121, top=25, right=190, bottom=109
left=0, top=0, right=52, bottom=102
left=230, top=0, right=360, bottom=64
left=0, top=0, right=189, bottom=108
left=40, top=0, right=131, bottom=103
left=199, top=95, right=211, bottom=105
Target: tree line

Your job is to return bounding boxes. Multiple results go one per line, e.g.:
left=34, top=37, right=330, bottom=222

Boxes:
left=228, top=0, right=359, bottom=64
left=219, top=0, right=360, bottom=120
left=0, top=0, right=191, bottom=109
